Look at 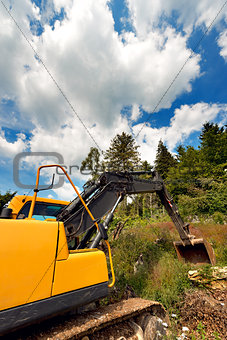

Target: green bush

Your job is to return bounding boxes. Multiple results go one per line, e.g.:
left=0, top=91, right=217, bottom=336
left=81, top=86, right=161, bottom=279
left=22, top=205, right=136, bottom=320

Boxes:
left=212, top=211, right=225, bottom=224
left=143, top=253, right=191, bottom=308
left=111, top=225, right=191, bottom=308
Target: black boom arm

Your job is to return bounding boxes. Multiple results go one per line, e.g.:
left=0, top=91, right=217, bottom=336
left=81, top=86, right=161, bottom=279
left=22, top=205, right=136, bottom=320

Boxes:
left=56, top=171, right=192, bottom=247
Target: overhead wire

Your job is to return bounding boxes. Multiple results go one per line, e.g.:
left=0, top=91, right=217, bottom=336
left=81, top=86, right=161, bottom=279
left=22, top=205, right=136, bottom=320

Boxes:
left=1, top=0, right=103, bottom=153
left=1, top=0, right=227, bottom=149
left=134, top=0, right=227, bottom=139
left=1, top=0, right=227, bottom=299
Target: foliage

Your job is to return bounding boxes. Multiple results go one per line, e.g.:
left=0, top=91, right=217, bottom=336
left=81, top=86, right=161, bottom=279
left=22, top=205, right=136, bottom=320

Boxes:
left=0, top=191, right=16, bottom=212
left=81, top=122, right=226, bottom=221
left=164, top=123, right=227, bottom=220
left=154, top=140, right=177, bottom=179
left=143, top=253, right=192, bottom=308
left=200, top=122, right=227, bottom=165
left=110, top=224, right=191, bottom=309
left=80, top=147, right=102, bottom=180
left=104, top=132, right=140, bottom=171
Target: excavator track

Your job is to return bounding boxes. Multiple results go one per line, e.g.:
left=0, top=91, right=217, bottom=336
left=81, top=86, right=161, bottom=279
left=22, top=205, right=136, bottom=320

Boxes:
left=5, top=298, right=168, bottom=340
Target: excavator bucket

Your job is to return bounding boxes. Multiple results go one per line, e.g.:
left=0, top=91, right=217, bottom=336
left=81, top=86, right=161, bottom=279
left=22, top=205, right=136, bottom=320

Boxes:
left=174, top=238, right=216, bottom=265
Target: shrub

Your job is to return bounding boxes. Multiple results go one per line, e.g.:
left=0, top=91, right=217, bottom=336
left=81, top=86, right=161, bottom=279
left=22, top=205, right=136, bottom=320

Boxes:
left=111, top=225, right=191, bottom=308
left=212, top=211, right=225, bottom=224
left=143, top=253, right=191, bottom=308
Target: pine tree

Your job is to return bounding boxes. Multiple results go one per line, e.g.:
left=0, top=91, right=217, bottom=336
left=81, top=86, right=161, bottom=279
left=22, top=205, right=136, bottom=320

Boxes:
left=154, top=140, right=177, bottom=178
left=104, top=132, right=141, bottom=171
left=141, top=160, right=153, bottom=172
left=80, top=147, right=102, bottom=180
left=200, top=122, right=227, bottom=165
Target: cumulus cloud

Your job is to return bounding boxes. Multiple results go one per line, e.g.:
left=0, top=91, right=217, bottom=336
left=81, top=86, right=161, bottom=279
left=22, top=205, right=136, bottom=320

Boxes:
left=0, top=129, right=28, bottom=158
left=218, top=29, right=227, bottom=61
left=0, top=1, right=36, bottom=97
left=131, top=104, right=141, bottom=121
left=134, top=102, right=227, bottom=164
left=126, top=0, right=227, bottom=37
left=0, top=0, right=226, bottom=196
left=52, top=181, right=79, bottom=201
left=0, top=0, right=201, bottom=135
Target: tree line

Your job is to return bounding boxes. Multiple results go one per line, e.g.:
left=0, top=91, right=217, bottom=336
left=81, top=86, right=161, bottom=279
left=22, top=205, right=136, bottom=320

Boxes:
left=0, top=122, right=226, bottom=221
left=81, top=122, right=226, bottom=222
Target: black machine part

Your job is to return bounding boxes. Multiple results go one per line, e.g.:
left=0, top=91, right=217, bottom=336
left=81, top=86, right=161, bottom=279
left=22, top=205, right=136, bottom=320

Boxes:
left=0, top=208, right=12, bottom=219
left=57, top=171, right=192, bottom=244
left=56, top=171, right=215, bottom=265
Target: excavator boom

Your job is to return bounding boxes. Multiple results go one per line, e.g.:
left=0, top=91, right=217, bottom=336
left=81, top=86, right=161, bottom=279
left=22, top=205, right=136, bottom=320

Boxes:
left=57, top=170, right=215, bottom=265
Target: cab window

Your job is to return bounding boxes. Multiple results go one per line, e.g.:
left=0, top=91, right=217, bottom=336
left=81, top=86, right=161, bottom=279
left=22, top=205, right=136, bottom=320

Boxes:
left=17, top=201, right=66, bottom=220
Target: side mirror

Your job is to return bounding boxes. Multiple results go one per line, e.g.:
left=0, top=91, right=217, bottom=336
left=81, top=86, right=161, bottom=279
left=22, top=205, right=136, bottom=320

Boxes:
left=0, top=208, right=12, bottom=219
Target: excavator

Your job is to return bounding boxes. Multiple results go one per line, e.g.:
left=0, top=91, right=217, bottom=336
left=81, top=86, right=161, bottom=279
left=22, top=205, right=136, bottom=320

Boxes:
left=0, top=165, right=215, bottom=336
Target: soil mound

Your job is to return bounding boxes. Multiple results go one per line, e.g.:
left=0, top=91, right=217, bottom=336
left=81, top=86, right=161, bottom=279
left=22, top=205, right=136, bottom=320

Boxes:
left=179, top=289, right=227, bottom=339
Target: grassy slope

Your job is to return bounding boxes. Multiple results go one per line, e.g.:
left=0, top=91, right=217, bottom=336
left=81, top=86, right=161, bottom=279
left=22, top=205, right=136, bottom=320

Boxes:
left=108, top=219, right=227, bottom=308
left=106, top=220, right=226, bottom=338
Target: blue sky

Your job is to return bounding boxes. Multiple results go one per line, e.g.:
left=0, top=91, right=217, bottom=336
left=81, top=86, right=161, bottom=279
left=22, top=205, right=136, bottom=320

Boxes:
left=0, top=0, right=227, bottom=200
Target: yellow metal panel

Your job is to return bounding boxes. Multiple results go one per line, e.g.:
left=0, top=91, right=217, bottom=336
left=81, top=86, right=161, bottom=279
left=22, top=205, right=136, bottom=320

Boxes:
left=52, top=250, right=109, bottom=296
left=0, top=219, right=59, bottom=311
left=56, top=222, right=69, bottom=261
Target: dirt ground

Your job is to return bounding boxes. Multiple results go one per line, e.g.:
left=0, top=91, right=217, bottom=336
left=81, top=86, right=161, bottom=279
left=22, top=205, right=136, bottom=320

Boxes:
left=178, top=288, right=227, bottom=339
left=3, top=289, right=226, bottom=339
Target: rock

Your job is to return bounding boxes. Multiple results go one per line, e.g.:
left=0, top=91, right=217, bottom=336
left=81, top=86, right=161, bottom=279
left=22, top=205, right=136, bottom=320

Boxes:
left=177, top=334, right=187, bottom=340
left=134, top=254, right=144, bottom=274
left=188, top=266, right=227, bottom=289
left=182, top=326, right=189, bottom=333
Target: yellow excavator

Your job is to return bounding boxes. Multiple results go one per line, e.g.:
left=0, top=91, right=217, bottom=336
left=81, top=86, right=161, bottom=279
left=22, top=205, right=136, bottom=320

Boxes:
left=0, top=165, right=215, bottom=335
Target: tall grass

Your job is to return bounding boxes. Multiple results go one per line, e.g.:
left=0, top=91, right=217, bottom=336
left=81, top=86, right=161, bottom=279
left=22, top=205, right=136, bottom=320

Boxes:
left=110, top=219, right=226, bottom=309
left=110, top=223, right=192, bottom=309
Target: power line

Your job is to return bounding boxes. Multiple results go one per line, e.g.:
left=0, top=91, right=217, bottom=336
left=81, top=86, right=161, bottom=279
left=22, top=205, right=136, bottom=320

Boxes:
left=1, top=0, right=103, bottom=153
left=135, top=0, right=227, bottom=140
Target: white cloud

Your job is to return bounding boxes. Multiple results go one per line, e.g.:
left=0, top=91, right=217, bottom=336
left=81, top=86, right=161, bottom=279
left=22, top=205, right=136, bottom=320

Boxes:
left=0, top=0, right=201, bottom=135
left=131, top=104, right=141, bottom=121
left=126, top=0, right=227, bottom=37
left=218, top=29, right=227, bottom=61
left=0, top=1, right=36, bottom=98
left=0, top=0, right=226, bottom=178
left=52, top=181, right=79, bottom=201
left=165, top=102, right=226, bottom=149
left=28, top=113, right=130, bottom=172
left=134, top=102, right=227, bottom=164
left=0, top=129, right=28, bottom=158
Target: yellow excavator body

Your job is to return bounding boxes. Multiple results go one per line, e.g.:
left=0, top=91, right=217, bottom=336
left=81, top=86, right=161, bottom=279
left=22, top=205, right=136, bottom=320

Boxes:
left=0, top=201, right=109, bottom=335
left=0, top=166, right=216, bottom=335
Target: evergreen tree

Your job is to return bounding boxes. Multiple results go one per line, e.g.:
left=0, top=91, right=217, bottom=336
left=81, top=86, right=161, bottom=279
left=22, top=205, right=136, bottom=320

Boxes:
left=176, top=145, right=186, bottom=161
left=154, top=140, right=177, bottom=178
left=200, top=122, right=227, bottom=165
left=141, top=160, right=153, bottom=172
left=104, top=132, right=141, bottom=171
left=80, top=147, right=102, bottom=180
